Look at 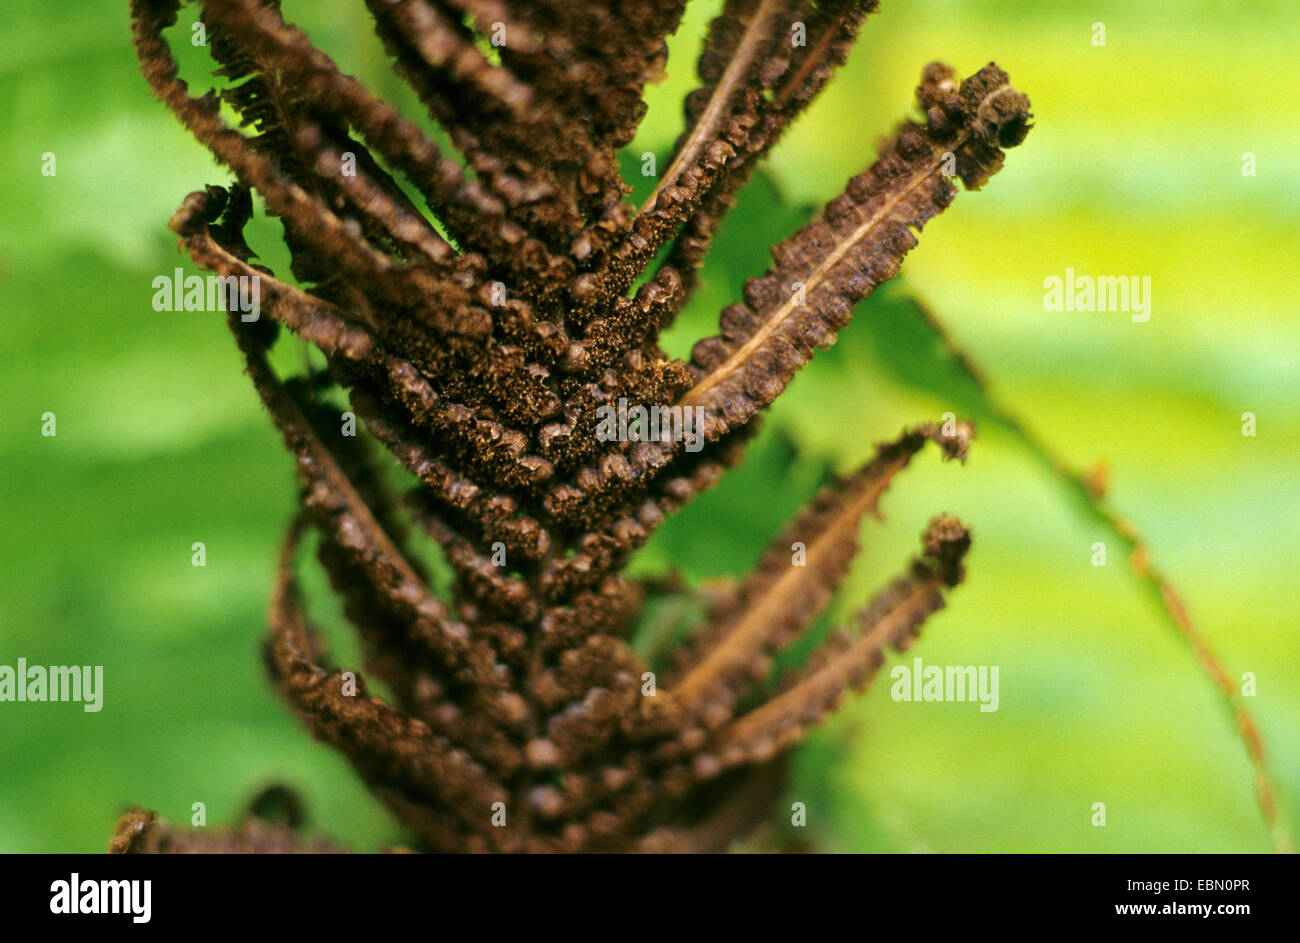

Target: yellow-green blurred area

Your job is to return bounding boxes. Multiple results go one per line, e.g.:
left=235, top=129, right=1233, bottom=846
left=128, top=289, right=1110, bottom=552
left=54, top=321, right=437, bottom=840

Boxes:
left=0, top=0, right=1296, bottom=852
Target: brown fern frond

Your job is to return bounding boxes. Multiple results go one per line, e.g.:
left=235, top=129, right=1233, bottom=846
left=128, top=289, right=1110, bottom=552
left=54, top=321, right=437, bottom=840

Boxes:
left=124, top=0, right=1036, bottom=852
left=667, top=421, right=971, bottom=719
left=708, top=513, right=971, bottom=771
left=660, top=0, right=879, bottom=315
left=681, top=63, right=1030, bottom=442
left=579, top=0, right=809, bottom=296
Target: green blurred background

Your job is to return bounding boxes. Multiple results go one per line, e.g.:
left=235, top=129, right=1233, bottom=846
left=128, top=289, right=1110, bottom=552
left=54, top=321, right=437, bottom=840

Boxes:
left=1, top=0, right=1296, bottom=852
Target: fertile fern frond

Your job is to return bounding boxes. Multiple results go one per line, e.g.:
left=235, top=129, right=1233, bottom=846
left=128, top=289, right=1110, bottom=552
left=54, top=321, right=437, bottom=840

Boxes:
left=118, top=0, right=1032, bottom=853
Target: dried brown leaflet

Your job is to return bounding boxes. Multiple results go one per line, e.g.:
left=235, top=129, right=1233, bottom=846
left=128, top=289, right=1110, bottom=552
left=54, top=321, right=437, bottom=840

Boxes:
left=119, top=0, right=1031, bottom=852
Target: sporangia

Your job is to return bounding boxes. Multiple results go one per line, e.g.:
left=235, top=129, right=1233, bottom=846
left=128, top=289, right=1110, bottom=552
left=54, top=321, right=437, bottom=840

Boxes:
left=116, top=0, right=1041, bottom=852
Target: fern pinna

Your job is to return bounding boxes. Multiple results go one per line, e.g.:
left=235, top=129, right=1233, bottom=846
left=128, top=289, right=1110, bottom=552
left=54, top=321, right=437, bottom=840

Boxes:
left=118, top=0, right=1032, bottom=853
